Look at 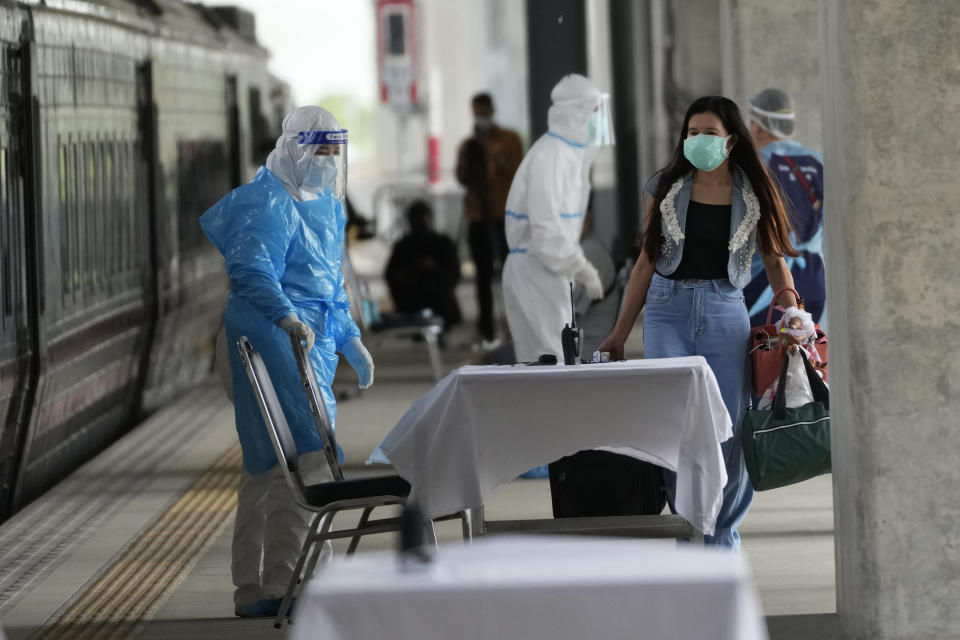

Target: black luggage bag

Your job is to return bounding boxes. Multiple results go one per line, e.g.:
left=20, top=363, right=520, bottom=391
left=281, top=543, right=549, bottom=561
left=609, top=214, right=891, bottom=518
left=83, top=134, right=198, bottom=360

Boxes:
left=548, top=450, right=667, bottom=518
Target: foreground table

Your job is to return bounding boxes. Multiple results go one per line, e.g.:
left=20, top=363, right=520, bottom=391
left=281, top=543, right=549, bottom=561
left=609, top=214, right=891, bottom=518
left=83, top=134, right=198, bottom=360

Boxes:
left=370, top=357, right=731, bottom=536
left=291, top=537, right=768, bottom=640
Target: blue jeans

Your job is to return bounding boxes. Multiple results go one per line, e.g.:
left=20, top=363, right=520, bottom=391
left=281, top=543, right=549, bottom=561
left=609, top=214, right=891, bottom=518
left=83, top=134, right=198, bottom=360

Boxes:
left=643, top=274, right=752, bottom=549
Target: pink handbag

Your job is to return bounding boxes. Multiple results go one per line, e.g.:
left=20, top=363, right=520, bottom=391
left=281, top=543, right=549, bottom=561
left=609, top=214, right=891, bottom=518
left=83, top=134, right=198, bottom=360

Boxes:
left=750, top=287, right=828, bottom=396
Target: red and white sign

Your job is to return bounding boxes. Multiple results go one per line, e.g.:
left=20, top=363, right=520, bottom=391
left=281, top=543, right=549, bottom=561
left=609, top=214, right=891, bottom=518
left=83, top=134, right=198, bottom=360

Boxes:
left=376, top=0, right=418, bottom=110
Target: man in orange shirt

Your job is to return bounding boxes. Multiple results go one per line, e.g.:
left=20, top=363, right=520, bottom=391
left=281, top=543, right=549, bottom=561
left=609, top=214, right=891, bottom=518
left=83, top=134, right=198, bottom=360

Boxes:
left=455, top=93, right=523, bottom=345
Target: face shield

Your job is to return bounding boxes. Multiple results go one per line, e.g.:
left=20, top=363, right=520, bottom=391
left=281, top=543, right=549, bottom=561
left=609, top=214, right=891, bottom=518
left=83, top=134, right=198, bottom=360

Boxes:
left=297, top=129, right=348, bottom=200
left=749, top=106, right=795, bottom=139
left=748, top=88, right=795, bottom=139
left=587, top=93, right=615, bottom=146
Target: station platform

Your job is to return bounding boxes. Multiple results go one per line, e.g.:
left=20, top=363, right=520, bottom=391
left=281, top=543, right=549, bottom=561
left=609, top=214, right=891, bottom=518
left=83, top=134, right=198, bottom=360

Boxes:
left=0, top=306, right=840, bottom=639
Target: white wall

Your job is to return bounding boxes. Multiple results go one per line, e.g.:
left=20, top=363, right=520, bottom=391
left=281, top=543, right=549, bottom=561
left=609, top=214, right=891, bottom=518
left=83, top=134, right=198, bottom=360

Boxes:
left=720, top=0, right=822, bottom=150
left=374, top=0, right=528, bottom=186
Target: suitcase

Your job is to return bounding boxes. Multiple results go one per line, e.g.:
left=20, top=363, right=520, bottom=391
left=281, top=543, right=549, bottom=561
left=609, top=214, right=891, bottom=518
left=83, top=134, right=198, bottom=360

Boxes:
left=548, top=450, right=667, bottom=518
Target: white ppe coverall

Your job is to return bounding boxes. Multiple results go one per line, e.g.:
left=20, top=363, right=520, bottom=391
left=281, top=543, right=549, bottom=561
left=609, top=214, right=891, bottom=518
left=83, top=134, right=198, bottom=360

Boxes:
left=502, top=74, right=605, bottom=362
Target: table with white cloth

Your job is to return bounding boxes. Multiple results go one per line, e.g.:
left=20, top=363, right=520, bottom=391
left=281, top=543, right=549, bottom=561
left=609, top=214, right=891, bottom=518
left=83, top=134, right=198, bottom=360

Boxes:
left=290, top=536, right=769, bottom=640
left=369, top=357, right=732, bottom=537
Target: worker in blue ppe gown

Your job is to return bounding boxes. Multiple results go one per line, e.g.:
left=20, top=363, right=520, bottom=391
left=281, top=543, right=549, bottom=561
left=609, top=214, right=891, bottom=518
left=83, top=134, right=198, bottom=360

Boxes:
left=200, top=106, right=374, bottom=619
left=502, top=74, right=613, bottom=363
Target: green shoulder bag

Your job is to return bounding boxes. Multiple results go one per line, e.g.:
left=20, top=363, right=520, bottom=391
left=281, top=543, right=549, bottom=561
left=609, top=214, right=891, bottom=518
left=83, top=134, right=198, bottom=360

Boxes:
left=741, top=352, right=831, bottom=491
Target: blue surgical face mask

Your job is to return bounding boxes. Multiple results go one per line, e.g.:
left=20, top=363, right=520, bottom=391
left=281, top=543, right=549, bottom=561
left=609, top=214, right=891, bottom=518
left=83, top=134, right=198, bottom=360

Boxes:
left=683, top=134, right=731, bottom=172
left=301, top=155, right=339, bottom=194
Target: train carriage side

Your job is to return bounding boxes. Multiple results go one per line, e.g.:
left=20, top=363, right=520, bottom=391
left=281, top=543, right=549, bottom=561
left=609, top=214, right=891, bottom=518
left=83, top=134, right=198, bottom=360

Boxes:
left=0, top=0, right=280, bottom=520
left=7, top=7, right=154, bottom=513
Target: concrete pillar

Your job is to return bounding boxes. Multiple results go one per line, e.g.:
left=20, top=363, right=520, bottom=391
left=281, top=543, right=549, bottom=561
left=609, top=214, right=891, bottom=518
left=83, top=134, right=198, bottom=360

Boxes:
left=720, top=0, right=822, bottom=150
left=670, top=0, right=723, bottom=99
left=821, top=1, right=960, bottom=638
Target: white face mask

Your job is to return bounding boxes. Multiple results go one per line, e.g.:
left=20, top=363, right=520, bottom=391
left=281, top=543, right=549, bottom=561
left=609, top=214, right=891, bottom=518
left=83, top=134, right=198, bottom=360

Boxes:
left=301, top=156, right=338, bottom=194
left=474, top=116, right=493, bottom=131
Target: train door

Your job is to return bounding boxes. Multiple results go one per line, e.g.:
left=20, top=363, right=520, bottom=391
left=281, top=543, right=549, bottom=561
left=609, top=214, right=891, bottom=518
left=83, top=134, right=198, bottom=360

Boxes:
left=0, top=31, right=39, bottom=519
left=131, top=61, right=159, bottom=420
left=138, top=60, right=230, bottom=412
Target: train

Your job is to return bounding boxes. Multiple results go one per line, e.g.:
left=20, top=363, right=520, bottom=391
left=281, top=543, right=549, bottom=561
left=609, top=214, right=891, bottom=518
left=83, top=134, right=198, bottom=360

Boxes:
left=0, top=0, right=287, bottom=521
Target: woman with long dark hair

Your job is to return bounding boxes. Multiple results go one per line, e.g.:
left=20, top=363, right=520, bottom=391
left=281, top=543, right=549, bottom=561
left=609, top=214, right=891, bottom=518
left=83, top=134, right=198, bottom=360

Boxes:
left=598, top=96, right=799, bottom=549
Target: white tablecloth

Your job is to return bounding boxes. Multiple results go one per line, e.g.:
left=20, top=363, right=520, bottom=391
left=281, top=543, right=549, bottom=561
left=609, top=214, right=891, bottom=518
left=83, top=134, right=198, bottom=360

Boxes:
left=369, top=357, right=731, bottom=535
left=291, top=537, right=768, bottom=640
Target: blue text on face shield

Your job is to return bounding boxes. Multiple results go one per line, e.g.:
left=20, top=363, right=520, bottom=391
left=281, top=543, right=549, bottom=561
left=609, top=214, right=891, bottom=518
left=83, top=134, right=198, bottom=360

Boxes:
left=297, top=129, right=348, bottom=145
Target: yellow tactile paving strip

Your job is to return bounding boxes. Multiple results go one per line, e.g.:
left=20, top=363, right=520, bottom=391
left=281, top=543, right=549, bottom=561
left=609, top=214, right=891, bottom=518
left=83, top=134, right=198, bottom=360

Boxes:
left=31, top=445, right=242, bottom=640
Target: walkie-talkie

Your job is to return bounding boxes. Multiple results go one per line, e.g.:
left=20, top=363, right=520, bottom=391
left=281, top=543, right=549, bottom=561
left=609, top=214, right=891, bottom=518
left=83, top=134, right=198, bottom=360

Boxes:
left=561, top=282, right=582, bottom=365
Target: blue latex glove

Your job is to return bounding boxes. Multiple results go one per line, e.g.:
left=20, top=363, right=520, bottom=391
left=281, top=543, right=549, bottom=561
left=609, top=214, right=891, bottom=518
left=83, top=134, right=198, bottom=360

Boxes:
left=341, top=337, right=374, bottom=389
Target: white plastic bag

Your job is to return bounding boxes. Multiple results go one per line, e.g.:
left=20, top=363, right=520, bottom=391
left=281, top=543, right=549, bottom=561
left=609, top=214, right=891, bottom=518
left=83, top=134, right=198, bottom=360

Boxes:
left=757, top=350, right=815, bottom=410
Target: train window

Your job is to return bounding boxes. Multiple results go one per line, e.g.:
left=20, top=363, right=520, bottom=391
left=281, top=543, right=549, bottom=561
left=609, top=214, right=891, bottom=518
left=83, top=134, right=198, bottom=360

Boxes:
left=119, top=141, right=129, bottom=278
left=63, top=140, right=70, bottom=302
left=99, top=139, right=110, bottom=288
left=103, top=140, right=112, bottom=280
left=58, top=141, right=69, bottom=300
left=93, top=140, right=101, bottom=290
left=112, top=141, right=122, bottom=281
left=72, top=140, right=81, bottom=302
left=176, top=140, right=229, bottom=255
left=0, top=148, right=7, bottom=218
left=121, top=140, right=131, bottom=275
left=67, top=140, right=76, bottom=302
left=82, top=139, right=89, bottom=295
left=106, top=140, right=117, bottom=280
left=129, top=141, right=139, bottom=274
left=116, top=140, right=125, bottom=275
left=127, top=140, right=137, bottom=273
left=117, top=141, right=125, bottom=278
left=88, top=140, right=98, bottom=295
left=105, top=140, right=114, bottom=286
left=96, top=139, right=104, bottom=289
left=97, top=140, right=105, bottom=292
left=133, top=139, right=144, bottom=268
left=92, top=140, right=103, bottom=293
left=77, top=140, right=86, bottom=299
left=73, top=139, right=81, bottom=300
left=83, top=141, right=93, bottom=296
left=1, top=146, right=9, bottom=322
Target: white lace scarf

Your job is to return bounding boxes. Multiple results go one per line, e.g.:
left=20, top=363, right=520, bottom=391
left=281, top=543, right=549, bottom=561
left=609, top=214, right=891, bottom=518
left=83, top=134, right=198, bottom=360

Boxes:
left=658, top=170, right=761, bottom=274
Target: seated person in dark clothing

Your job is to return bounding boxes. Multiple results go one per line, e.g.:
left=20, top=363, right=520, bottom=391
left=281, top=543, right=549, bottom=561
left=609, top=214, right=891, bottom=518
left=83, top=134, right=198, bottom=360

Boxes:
left=385, top=200, right=462, bottom=328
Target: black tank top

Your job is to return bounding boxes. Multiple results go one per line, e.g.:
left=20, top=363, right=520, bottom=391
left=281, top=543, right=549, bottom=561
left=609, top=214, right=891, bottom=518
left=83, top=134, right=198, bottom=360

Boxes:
left=662, top=200, right=731, bottom=281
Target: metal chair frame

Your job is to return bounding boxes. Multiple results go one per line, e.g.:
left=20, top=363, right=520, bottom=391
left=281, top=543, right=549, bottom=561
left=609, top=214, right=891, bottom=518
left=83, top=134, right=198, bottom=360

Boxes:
left=237, top=335, right=437, bottom=629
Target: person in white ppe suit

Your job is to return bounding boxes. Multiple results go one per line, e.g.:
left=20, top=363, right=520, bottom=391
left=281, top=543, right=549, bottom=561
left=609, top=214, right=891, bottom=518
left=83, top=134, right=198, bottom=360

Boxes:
left=502, top=74, right=614, bottom=362
left=200, top=106, right=373, bottom=618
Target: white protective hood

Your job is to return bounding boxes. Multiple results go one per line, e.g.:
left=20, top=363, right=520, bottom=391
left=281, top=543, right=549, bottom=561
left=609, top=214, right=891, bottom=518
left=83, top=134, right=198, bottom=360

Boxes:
left=547, top=74, right=603, bottom=146
left=265, top=105, right=342, bottom=199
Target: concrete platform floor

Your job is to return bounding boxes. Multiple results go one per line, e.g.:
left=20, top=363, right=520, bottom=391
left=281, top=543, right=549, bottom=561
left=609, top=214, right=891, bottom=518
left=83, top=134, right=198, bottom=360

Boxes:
left=0, top=278, right=842, bottom=639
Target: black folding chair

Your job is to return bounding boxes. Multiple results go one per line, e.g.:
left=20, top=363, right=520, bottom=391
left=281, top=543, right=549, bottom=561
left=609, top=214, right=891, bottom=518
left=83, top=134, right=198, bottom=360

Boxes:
left=237, top=335, right=435, bottom=629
